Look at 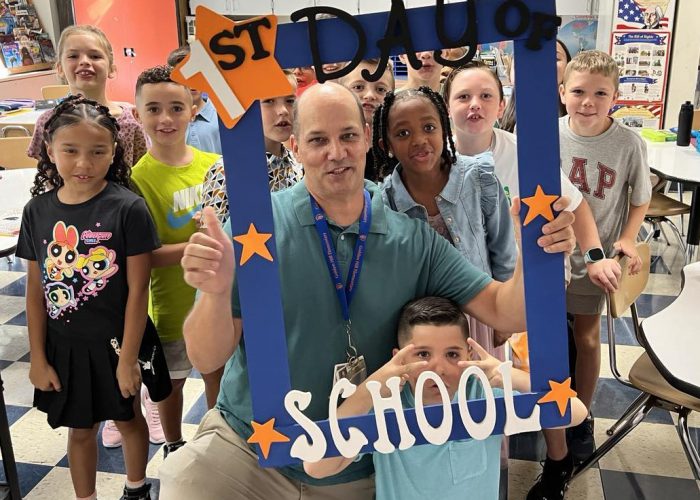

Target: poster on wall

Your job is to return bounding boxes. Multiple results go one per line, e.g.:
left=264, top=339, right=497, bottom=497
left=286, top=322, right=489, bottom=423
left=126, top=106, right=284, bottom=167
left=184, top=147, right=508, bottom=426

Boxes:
left=558, top=15, right=598, bottom=57
left=615, top=0, right=675, bottom=30
left=611, top=31, right=670, bottom=104
left=610, top=103, right=663, bottom=129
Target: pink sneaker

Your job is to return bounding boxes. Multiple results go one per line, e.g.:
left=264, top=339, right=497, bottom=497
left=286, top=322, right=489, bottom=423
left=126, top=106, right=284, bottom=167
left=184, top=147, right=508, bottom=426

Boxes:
left=102, top=420, right=122, bottom=448
left=142, top=386, right=165, bottom=445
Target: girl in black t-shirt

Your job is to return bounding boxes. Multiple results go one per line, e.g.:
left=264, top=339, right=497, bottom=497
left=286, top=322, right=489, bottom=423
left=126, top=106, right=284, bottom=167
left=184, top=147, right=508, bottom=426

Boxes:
left=16, top=96, right=169, bottom=500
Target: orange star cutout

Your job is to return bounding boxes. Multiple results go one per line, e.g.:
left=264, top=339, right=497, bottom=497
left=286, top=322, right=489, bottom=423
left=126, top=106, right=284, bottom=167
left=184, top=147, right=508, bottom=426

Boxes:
left=247, top=418, right=290, bottom=459
left=233, top=223, right=273, bottom=265
left=521, top=185, right=559, bottom=226
left=537, top=377, right=578, bottom=417
left=170, top=6, right=293, bottom=128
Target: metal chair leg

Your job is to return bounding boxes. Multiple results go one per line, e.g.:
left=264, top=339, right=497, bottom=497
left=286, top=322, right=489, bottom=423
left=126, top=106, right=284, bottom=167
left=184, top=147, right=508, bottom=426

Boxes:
left=677, top=182, right=685, bottom=237
left=570, top=394, right=656, bottom=482
left=676, top=408, right=700, bottom=480
left=0, top=375, right=21, bottom=500
left=605, top=391, right=650, bottom=436
left=665, top=218, right=688, bottom=254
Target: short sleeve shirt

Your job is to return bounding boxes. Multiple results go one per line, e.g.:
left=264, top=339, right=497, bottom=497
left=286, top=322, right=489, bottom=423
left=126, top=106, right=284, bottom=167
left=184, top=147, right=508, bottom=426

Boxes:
left=15, top=182, right=160, bottom=340
left=217, top=180, right=492, bottom=485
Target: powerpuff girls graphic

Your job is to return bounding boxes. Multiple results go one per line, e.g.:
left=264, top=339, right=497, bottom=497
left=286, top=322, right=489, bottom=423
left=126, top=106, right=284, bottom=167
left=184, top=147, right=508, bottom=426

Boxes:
left=45, top=222, right=79, bottom=281
left=45, top=282, right=78, bottom=319
left=41, top=220, right=119, bottom=319
left=76, top=246, right=119, bottom=296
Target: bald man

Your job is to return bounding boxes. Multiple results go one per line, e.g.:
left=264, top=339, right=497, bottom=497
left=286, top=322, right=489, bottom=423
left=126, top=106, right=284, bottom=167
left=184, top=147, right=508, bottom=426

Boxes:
left=160, top=83, right=575, bottom=499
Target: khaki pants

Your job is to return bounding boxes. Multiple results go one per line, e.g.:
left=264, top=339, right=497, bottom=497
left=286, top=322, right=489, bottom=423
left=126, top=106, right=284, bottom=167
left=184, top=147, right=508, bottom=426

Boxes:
left=159, top=409, right=375, bottom=500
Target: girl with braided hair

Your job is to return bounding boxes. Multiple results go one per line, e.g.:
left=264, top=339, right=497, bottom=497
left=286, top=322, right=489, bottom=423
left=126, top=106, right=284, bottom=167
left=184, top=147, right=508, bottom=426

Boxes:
left=16, top=96, right=169, bottom=500
left=376, top=84, right=518, bottom=362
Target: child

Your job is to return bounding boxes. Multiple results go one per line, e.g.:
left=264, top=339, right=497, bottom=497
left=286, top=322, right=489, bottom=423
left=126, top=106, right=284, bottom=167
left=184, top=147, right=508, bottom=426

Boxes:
left=443, top=61, right=622, bottom=294
left=28, top=25, right=148, bottom=168
left=16, top=96, right=166, bottom=500
left=167, top=46, right=222, bottom=155
left=339, top=58, right=395, bottom=182
left=500, top=39, right=571, bottom=133
left=293, top=65, right=317, bottom=95
left=304, top=296, right=585, bottom=499
left=554, top=49, right=651, bottom=470
left=130, top=65, right=224, bottom=458
left=399, top=51, right=444, bottom=92
left=201, top=70, right=301, bottom=223
left=374, top=86, right=516, bottom=357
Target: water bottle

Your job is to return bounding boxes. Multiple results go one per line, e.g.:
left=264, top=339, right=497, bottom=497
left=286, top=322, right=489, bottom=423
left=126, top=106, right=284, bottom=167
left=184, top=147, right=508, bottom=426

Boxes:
left=676, top=101, right=693, bottom=146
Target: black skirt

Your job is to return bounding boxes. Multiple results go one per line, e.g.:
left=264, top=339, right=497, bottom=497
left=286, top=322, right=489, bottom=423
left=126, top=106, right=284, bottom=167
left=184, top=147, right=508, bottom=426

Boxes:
left=35, top=317, right=172, bottom=429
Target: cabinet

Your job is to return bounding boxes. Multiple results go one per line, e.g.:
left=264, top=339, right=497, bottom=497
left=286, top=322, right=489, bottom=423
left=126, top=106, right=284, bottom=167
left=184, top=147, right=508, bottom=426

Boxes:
left=72, top=0, right=180, bottom=103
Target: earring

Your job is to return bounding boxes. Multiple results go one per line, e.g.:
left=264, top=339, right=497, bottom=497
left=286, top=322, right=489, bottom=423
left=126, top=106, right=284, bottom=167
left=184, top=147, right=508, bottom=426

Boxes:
left=388, top=151, right=394, bottom=158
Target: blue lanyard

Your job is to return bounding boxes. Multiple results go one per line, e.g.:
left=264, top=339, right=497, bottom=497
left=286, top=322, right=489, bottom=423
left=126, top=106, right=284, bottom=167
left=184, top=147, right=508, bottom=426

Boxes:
left=310, top=189, right=371, bottom=322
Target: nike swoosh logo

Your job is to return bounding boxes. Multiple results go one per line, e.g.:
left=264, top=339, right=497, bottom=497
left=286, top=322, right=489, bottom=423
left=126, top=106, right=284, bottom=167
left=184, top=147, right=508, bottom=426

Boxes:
left=167, top=206, right=199, bottom=229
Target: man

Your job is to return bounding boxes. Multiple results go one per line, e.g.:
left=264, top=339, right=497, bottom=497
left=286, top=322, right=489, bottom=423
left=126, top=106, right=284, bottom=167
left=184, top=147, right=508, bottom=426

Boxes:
left=160, top=83, right=575, bottom=499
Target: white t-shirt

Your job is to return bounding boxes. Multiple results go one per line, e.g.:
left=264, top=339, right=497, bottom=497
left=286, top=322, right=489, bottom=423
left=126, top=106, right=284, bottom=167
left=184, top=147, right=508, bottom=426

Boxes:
left=491, top=128, right=583, bottom=211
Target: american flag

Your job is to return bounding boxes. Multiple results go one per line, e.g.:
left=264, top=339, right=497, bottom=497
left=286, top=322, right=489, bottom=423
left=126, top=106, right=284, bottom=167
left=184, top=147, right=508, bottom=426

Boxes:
left=616, top=0, right=669, bottom=30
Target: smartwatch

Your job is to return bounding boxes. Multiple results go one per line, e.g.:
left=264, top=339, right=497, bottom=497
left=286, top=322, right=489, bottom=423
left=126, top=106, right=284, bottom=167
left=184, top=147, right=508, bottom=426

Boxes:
left=583, top=247, right=606, bottom=264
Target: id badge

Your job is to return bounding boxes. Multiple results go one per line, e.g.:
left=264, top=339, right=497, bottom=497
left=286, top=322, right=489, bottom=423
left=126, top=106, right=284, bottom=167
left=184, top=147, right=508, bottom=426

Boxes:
left=332, top=355, right=367, bottom=386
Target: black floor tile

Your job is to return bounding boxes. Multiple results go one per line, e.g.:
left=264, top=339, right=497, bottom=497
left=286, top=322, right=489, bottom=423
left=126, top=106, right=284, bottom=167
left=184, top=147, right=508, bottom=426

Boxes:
left=635, top=294, right=677, bottom=319
left=0, top=461, right=52, bottom=497
left=5, top=311, right=26, bottom=326
left=599, top=469, right=700, bottom=500
left=0, top=275, right=26, bottom=297
left=591, top=378, right=673, bottom=425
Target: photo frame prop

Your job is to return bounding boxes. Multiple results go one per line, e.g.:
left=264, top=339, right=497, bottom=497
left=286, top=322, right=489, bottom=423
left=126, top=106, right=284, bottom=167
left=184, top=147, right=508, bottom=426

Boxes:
left=172, top=0, right=572, bottom=467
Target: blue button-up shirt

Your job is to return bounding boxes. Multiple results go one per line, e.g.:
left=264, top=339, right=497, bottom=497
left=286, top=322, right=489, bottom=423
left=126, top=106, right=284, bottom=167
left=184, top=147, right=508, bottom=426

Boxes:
left=381, top=153, right=516, bottom=281
left=186, top=98, right=222, bottom=155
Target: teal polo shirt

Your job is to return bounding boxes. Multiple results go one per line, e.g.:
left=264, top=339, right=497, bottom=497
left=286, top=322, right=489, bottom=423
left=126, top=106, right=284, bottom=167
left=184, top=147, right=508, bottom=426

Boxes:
left=217, top=180, right=492, bottom=485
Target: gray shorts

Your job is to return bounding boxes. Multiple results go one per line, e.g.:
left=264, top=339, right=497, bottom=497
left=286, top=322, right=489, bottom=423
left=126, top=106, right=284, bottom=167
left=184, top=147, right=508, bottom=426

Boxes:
left=566, top=291, right=606, bottom=315
left=162, top=339, right=192, bottom=380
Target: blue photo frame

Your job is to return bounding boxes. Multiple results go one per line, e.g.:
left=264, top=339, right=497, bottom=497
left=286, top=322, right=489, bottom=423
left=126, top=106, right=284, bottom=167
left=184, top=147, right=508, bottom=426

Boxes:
left=180, top=0, right=572, bottom=467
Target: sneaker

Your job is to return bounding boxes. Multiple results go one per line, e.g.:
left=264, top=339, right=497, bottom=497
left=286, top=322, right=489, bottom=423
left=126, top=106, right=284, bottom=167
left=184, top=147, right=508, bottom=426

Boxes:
left=101, top=420, right=122, bottom=448
left=526, top=453, right=573, bottom=500
left=141, top=386, right=165, bottom=445
left=163, top=439, right=186, bottom=459
left=120, top=482, right=151, bottom=500
left=567, top=413, right=595, bottom=464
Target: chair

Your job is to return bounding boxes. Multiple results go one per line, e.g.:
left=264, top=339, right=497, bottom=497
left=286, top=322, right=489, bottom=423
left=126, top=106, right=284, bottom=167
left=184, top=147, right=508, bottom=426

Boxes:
left=644, top=190, right=690, bottom=253
left=0, top=136, right=36, bottom=170
left=0, top=125, right=31, bottom=138
left=570, top=244, right=700, bottom=482
left=41, top=84, right=69, bottom=100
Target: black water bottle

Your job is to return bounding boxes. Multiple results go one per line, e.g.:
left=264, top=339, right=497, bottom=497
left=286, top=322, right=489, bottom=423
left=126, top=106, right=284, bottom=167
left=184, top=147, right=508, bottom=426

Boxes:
left=676, top=101, right=693, bottom=146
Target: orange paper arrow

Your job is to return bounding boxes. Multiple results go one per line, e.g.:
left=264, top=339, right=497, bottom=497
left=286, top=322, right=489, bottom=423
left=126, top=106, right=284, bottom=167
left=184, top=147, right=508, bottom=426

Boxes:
left=170, top=6, right=293, bottom=128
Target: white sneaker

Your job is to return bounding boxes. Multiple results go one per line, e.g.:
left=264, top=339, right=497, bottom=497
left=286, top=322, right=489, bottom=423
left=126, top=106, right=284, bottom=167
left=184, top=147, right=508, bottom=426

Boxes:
left=141, top=385, right=165, bottom=445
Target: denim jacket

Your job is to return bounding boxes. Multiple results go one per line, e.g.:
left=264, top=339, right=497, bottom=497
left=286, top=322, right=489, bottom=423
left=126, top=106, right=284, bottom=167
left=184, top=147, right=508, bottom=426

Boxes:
left=381, top=153, right=516, bottom=281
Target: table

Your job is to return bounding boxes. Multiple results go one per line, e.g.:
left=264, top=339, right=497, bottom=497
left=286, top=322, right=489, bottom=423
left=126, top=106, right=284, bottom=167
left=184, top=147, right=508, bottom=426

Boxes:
left=645, top=140, right=700, bottom=263
left=0, top=169, right=34, bottom=258
left=0, top=108, right=45, bottom=136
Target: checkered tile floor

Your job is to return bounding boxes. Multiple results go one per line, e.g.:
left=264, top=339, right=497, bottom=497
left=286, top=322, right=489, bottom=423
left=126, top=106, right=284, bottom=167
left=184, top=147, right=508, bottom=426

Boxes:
left=0, top=210, right=698, bottom=499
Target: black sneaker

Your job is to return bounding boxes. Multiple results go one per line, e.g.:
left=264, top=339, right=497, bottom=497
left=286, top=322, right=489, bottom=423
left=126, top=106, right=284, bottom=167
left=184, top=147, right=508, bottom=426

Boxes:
left=120, top=482, right=151, bottom=500
left=567, top=413, right=595, bottom=464
left=526, top=453, right=573, bottom=500
left=163, top=439, right=186, bottom=459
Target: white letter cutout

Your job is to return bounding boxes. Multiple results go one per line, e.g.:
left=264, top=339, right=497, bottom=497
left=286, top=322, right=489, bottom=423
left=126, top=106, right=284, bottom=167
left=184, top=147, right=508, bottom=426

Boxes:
left=366, top=376, right=416, bottom=454
left=328, top=379, right=369, bottom=458
left=285, top=390, right=327, bottom=462
left=414, top=370, right=452, bottom=445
